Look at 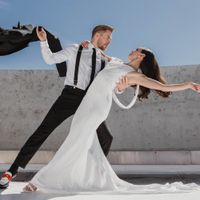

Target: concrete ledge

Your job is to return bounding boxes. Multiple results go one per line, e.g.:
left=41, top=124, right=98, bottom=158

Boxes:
left=107, top=151, right=195, bottom=164
left=0, top=150, right=55, bottom=164
left=1, top=164, right=200, bottom=178
left=113, top=165, right=200, bottom=176
left=1, top=150, right=200, bottom=165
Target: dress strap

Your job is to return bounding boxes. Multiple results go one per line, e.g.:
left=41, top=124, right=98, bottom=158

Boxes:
left=112, top=85, right=139, bottom=109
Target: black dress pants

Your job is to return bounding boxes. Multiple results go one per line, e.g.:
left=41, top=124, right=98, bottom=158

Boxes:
left=13, top=86, right=113, bottom=168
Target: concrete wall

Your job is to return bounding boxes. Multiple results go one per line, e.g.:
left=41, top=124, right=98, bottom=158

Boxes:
left=0, top=65, right=200, bottom=151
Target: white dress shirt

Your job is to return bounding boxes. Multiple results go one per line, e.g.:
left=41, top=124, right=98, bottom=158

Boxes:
left=40, top=40, right=107, bottom=90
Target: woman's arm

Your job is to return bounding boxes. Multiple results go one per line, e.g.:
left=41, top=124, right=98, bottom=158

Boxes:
left=125, top=72, right=200, bottom=93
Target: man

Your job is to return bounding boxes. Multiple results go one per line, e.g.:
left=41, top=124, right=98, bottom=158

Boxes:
left=0, top=25, right=114, bottom=189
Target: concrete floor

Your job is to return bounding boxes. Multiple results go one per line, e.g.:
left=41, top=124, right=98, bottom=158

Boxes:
left=1, top=180, right=200, bottom=200
left=1, top=165, right=200, bottom=200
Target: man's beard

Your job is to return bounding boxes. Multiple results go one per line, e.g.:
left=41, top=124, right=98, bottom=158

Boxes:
left=99, top=46, right=105, bottom=50
left=97, top=41, right=107, bottom=51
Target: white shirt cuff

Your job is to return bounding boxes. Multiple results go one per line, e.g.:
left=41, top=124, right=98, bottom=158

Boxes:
left=40, top=40, right=49, bottom=48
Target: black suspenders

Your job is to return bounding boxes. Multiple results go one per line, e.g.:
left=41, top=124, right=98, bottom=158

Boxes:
left=101, top=59, right=106, bottom=70
left=73, top=45, right=106, bottom=88
left=74, top=45, right=83, bottom=86
left=88, top=48, right=96, bottom=86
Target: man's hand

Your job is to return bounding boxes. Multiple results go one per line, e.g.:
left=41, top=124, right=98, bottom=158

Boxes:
left=81, top=40, right=90, bottom=48
left=116, top=76, right=130, bottom=92
left=80, top=40, right=112, bottom=62
left=36, top=26, right=47, bottom=42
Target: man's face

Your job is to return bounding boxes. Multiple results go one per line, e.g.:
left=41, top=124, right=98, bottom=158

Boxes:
left=96, top=30, right=112, bottom=50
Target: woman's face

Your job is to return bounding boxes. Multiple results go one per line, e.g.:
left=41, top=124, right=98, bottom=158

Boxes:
left=128, top=48, right=144, bottom=61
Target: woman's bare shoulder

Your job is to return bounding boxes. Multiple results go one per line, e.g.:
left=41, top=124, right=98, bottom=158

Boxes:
left=127, top=71, right=145, bottom=77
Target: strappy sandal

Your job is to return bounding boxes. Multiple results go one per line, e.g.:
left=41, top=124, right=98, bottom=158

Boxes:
left=23, top=182, right=37, bottom=192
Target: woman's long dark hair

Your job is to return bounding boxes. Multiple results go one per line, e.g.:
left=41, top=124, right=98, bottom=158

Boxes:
left=137, top=48, right=171, bottom=100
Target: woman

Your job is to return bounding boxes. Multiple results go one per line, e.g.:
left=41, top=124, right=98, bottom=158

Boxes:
left=23, top=48, right=200, bottom=193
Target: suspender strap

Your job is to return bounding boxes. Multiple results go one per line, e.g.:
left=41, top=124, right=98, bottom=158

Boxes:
left=88, top=48, right=96, bottom=86
left=74, top=46, right=105, bottom=89
left=88, top=51, right=106, bottom=87
left=74, top=45, right=83, bottom=86
left=86, top=52, right=107, bottom=90
left=101, top=59, right=106, bottom=70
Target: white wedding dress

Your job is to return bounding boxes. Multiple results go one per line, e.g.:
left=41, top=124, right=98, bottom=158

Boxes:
left=30, top=60, right=199, bottom=194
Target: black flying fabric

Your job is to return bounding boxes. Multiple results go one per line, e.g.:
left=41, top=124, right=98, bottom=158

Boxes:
left=0, top=22, right=67, bottom=77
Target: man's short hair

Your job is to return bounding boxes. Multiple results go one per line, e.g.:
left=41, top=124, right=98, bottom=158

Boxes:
left=92, top=25, right=114, bottom=38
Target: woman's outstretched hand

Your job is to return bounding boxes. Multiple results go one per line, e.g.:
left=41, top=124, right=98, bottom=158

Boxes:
left=116, top=76, right=130, bottom=92
left=36, top=26, right=47, bottom=41
left=189, top=82, right=200, bottom=93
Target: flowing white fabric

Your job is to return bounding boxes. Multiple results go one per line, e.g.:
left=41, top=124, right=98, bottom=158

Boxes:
left=112, top=84, right=139, bottom=109
left=31, top=61, right=199, bottom=194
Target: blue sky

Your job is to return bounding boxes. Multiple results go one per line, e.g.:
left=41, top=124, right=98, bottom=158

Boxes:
left=0, top=0, right=200, bottom=69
